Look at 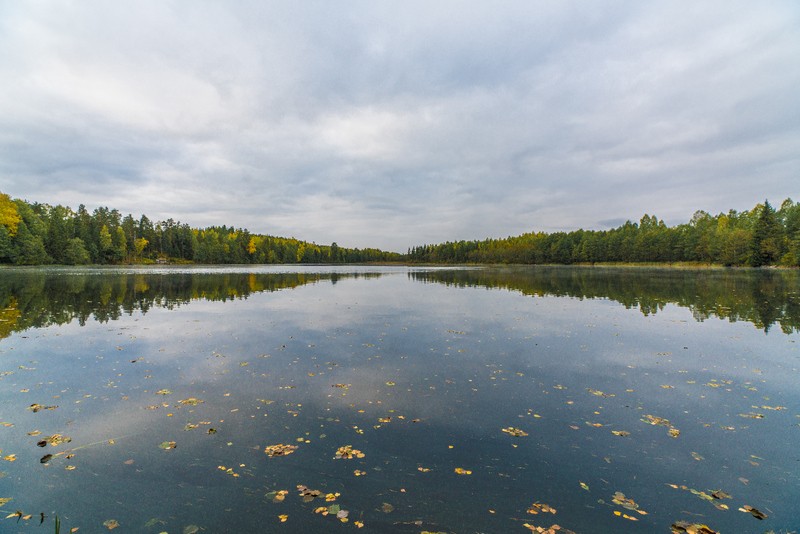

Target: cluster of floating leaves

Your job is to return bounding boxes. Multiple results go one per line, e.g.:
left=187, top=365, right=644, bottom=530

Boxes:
left=264, top=443, right=299, bottom=457
left=36, top=434, right=71, bottom=447
left=527, top=502, right=556, bottom=515
left=217, top=465, right=240, bottom=478
left=666, top=484, right=733, bottom=511
left=293, top=485, right=363, bottom=528
left=610, top=491, right=648, bottom=520
left=334, top=445, right=365, bottom=459
left=640, top=414, right=680, bottom=438
left=454, top=467, right=472, bottom=475
left=671, top=521, right=719, bottom=534
left=28, top=403, right=58, bottom=413
left=522, top=523, right=575, bottom=533
left=501, top=427, right=528, bottom=437
left=5, top=510, right=34, bottom=522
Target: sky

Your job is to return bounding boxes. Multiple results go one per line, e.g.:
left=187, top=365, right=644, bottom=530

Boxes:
left=0, top=1, right=798, bottom=252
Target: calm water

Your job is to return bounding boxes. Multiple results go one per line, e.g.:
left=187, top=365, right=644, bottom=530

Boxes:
left=0, top=265, right=798, bottom=533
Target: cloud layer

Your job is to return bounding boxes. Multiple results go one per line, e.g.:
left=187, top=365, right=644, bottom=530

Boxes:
left=1, top=1, right=798, bottom=251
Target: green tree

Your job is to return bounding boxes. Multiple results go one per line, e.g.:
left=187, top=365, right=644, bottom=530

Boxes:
left=750, top=200, right=783, bottom=266
left=99, top=225, right=114, bottom=262
left=114, top=226, right=127, bottom=261
left=12, top=222, right=49, bottom=265
left=64, top=237, right=91, bottom=265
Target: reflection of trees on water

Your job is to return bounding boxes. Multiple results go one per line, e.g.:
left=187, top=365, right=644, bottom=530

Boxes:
left=410, top=267, right=800, bottom=334
left=1, top=267, right=798, bottom=338
left=0, top=270, right=383, bottom=338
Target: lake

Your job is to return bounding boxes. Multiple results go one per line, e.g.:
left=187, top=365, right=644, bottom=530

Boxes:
left=0, top=265, right=798, bottom=533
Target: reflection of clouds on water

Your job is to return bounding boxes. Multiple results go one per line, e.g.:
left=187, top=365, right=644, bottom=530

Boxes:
left=3, top=268, right=800, bottom=533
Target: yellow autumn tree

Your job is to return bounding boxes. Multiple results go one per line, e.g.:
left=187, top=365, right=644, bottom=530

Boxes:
left=0, top=193, right=21, bottom=236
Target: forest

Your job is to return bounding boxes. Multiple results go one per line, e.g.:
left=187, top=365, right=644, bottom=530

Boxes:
left=1, top=191, right=798, bottom=267
left=408, top=199, right=800, bottom=267
left=0, top=192, right=400, bottom=265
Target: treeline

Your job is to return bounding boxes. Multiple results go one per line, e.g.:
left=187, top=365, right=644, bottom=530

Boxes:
left=0, top=192, right=400, bottom=265
left=408, top=199, right=800, bottom=267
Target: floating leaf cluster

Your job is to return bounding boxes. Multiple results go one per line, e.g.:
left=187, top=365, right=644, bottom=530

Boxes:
left=527, top=502, right=556, bottom=515
left=610, top=491, right=648, bottom=517
left=264, top=443, right=298, bottom=457
left=36, top=434, right=71, bottom=447
left=640, top=414, right=680, bottom=438
left=671, top=521, right=719, bottom=534
left=334, top=445, right=365, bottom=459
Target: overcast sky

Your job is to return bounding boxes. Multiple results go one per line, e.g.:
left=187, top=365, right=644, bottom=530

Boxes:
left=1, top=1, right=798, bottom=252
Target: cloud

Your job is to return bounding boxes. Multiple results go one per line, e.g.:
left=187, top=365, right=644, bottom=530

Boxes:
left=0, top=1, right=798, bottom=251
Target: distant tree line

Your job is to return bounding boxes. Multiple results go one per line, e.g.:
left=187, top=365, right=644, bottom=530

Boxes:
left=0, top=192, right=400, bottom=265
left=408, top=199, right=800, bottom=267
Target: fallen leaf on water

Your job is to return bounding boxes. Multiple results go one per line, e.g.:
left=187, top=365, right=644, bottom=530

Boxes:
left=28, top=404, right=58, bottom=413
left=158, top=441, right=176, bottom=450
left=587, top=388, right=614, bottom=398
left=738, top=412, right=764, bottom=419
left=183, top=525, right=200, bottom=534
left=738, top=505, right=767, bottom=519
left=501, top=427, right=528, bottom=437
left=579, top=482, right=589, bottom=491
left=611, top=430, right=630, bottom=437
left=278, top=514, right=288, bottom=522
left=264, top=490, right=288, bottom=503
left=710, top=490, right=731, bottom=500
left=454, top=467, right=472, bottom=475
left=103, top=519, right=119, bottom=530
left=613, top=511, right=638, bottom=521
left=381, top=502, right=394, bottom=513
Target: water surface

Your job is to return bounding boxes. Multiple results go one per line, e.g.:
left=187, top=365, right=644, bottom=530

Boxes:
left=0, top=265, right=798, bottom=533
